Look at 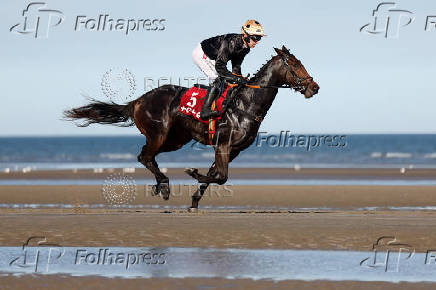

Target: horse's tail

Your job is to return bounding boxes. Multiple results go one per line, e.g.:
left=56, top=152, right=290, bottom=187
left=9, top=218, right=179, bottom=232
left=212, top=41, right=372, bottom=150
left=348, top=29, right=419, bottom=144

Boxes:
left=63, top=99, right=135, bottom=127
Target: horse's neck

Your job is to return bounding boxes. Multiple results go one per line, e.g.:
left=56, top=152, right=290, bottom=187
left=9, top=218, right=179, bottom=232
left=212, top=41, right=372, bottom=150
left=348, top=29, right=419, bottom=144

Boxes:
left=236, top=59, right=283, bottom=117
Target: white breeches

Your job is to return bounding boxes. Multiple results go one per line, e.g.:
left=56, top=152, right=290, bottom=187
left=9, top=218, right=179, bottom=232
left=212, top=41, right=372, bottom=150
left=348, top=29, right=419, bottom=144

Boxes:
left=192, top=43, right=218, bottom=83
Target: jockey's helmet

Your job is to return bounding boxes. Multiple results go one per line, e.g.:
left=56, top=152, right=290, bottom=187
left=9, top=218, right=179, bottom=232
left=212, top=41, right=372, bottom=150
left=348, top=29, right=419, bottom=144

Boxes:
left=241, top=20, right=266, bottom=37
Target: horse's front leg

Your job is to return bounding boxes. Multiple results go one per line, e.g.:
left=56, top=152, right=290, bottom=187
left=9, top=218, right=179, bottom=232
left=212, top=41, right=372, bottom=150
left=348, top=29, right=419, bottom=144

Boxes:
left=185, top=145, right=230, bottom=185
left=189, top=163, right=218, bottom=209
left=188, top=148, right=242, bottom=210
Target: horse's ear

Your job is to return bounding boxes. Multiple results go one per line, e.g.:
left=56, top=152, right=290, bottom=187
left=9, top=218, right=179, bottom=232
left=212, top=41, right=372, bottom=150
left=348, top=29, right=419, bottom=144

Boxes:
left=274, top=47, right=282, bottom=55
left=281, top=45, right=290, bottom=55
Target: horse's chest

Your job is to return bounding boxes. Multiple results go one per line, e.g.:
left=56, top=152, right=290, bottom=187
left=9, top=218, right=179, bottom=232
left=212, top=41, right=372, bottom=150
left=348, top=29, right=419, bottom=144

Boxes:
left=227, top=127, right=258, bottom=151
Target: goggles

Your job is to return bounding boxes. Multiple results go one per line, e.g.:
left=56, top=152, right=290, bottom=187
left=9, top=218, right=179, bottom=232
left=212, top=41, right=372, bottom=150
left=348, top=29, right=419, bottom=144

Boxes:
left=249, top=35, right=262, bottom=42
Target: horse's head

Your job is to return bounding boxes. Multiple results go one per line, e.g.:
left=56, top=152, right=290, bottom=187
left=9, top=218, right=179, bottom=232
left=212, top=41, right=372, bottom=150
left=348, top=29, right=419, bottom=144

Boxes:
left=274, top=45, right=319, bottom=99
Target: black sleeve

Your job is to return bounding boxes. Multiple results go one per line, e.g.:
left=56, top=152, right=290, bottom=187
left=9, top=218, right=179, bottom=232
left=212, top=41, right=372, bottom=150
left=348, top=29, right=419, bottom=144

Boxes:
left=231, top=53, right=245, bottom=76
left=215, top=41, right=238, bottom=81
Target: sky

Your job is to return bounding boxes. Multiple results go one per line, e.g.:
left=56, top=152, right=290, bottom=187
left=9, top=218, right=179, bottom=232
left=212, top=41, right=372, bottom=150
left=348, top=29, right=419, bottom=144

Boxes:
left=1, top=0, right=435, bottom=136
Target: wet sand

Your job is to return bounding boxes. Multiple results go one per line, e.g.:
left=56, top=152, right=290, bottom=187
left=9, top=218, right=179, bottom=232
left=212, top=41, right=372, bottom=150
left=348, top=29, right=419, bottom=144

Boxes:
left=1, top=209, right=436, bottom=251
left=0, top=275, right=434, bottom=290
left=1, top=183, right=436, bottom=209
left=1, top=168, right=436, bottom=288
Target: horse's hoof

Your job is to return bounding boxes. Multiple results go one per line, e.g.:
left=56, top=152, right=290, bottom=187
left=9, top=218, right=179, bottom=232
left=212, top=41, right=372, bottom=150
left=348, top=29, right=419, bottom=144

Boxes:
left=187, top=207, right=198, bottom=213
left=184, top=168, right=198, bottom=176
left=151, top=185, right=159, bottom=196
left=152, top=183, right=170, bottom=200
left=160, top=183, right=170, bottom=200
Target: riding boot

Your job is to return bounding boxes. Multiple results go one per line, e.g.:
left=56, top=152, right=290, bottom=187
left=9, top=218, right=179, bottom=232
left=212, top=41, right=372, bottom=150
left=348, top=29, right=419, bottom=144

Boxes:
left=200, top=82, right=221, bottom=120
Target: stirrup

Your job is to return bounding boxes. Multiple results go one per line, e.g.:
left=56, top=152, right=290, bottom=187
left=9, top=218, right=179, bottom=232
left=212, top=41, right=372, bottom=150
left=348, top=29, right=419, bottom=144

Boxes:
left=200, top=109, right=221, bottom=120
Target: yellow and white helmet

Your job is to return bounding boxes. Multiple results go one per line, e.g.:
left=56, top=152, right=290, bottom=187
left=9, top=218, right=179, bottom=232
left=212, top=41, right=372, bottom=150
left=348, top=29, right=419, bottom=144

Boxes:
left=241, top=20, right=266, bottom=36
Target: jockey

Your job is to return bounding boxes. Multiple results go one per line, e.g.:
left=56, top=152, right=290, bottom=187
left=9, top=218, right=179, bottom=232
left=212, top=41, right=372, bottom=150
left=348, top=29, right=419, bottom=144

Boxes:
left=192, top=20, right=266, bottom=120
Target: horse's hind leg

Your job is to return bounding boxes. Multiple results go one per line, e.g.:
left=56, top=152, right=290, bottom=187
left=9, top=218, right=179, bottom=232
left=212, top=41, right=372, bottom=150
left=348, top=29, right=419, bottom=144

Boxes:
left=138, top=141, right=170, bottom=200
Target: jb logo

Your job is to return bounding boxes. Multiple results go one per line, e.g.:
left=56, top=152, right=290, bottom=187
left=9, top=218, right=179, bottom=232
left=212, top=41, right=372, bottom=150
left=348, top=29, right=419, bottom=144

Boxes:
left=360, top=236, right=415, bottom=272
left=10, top=2, right=64, bottom=39
left=360, top=2, right=414, bottom=39
left=360, top=2, right=436, bottom=38
left=9, top=236, right=65, bottom=273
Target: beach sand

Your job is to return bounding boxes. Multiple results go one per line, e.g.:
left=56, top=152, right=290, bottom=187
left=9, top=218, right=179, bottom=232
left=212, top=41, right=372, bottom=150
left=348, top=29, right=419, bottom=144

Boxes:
left=1, top=168, right=436, bottom=288
left=1, top=275, right=434, bottom=290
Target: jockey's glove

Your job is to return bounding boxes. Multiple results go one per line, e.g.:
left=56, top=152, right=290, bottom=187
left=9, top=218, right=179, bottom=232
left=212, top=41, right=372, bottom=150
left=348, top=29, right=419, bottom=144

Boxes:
left=235, top=77, right=248, bottom=86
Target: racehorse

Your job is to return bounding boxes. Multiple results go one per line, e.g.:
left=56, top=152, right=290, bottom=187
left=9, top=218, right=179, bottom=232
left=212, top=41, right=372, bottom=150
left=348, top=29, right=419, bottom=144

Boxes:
left=64, top=45, right=319, bottom=210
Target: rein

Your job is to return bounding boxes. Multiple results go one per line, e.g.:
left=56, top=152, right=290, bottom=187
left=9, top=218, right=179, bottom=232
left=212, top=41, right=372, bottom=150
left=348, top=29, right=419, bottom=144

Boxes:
left=230, top=56, right=313, bottom=93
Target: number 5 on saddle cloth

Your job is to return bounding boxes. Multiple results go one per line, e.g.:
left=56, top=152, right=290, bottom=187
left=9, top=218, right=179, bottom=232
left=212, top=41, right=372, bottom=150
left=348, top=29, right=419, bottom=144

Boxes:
left=178, top=80, right=236, bottom=144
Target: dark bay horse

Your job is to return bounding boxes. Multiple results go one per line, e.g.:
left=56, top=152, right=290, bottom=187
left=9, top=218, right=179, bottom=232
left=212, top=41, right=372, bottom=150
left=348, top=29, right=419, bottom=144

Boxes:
left=64, top=45, right=319, bottom=210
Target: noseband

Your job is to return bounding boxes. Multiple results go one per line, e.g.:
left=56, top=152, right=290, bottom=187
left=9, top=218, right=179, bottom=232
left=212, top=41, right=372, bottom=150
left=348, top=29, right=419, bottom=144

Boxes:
left=279, top=55, right=313, bottom=94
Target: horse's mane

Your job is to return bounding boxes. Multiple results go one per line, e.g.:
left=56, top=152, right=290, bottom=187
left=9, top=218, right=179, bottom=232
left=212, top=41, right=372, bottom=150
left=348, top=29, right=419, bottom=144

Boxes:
left=248, top=47, right=299, bottom=83
left=227, top=54, right=279, bottom=106
left=249, top=55, right=277, bottom=83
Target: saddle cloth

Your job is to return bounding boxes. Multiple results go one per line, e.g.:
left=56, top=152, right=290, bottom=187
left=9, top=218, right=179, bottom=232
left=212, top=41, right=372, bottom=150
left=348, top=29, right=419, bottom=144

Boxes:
left=179, top=84, right=232, bottom=123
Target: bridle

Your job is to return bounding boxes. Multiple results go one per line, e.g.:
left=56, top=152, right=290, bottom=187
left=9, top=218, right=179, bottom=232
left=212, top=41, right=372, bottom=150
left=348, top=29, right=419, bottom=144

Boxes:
left=278, top=54, right=313, bottom=93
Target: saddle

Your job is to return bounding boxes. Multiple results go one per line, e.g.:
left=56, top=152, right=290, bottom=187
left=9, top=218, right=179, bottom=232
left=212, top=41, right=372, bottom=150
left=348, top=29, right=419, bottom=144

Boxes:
left=179, top=84, right=234, bottom=124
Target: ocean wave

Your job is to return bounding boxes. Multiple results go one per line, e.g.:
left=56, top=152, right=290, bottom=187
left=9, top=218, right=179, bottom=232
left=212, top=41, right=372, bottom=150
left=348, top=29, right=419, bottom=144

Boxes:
left=385, top=152, right=412, bottom=158
left=423, top=153, right=436, bottom=159
left=370, top=152, right=382, bottom=158
left=99, top=153, right=136, bottom=160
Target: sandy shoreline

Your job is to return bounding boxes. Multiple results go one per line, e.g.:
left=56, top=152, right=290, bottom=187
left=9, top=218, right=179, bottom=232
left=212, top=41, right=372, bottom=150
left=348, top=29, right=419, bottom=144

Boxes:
left=1, top=168, right=436, bottom=288
left=1, top=210, right=436, bottom=252
left=0, top=275, right=434, bottom=290
left=1, top=178, right=436, bottom=251
left=1, top=167, right=435, bottom=180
